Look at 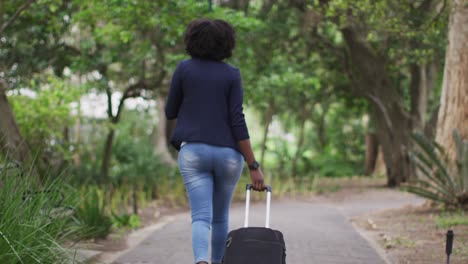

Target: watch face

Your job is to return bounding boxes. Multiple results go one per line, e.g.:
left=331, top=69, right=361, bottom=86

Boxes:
left=249, top=161, right=260, bottom=170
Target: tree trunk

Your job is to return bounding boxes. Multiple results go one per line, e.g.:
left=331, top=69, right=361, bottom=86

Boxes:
left=73, top=107, right=81, bottom=166
left=425, top=105, right=439, bottom=140
left=132, top=186, right=138, bottom=215
left=373, top=146, right=387, bottom=176
left=365, top=133, right=378, bottom=175
left=410, top=62, right=439, bottom=181
left=315, top=103, right=329, bottom=151
left=73, top=79, right=82, bottom=167
left=373, top=104, right=411, bottom=186
left=291, top=115, right=306, bottom=178
left=342, top=27, right=412, bottom=186
left=260, top=106, right=274, bottom=166
left=152, top=96, right=176, bottom=165
left=0, top=87, right=32, bottom=164
left=410, top=61, right=439, bottom=133
left=100, top=128, right=115, bottom=182
left=410, top=64, right=428, bottom=132
left=435, top=0, right=468, bottom=165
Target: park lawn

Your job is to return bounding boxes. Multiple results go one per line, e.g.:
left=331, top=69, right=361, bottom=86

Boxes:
left=354, top=203, right=468, bottom=264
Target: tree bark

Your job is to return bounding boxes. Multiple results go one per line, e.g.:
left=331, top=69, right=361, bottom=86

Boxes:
left=435, top=0, right=468, bottom=164
left=410, top=62, right=439, bottom=133
left=373, top=146, right=387, bottom=176
left=342, top=27, right=412, bottom=186
left=373, top=105, right=411, bottom=186
left=291, top=114, right=306, bottom=178
left=425, top=105, right=439, bottom=139
left=152, top=96, right=176, bottom=165
left=410, top=64, right=427, bottom=132
left=100, top=129, right=115, bottom=183
left=315, top=103, right=329, bottom=151
left=73, top=96, right=81, bottom=166
left=0, top=87, right=32, bottom=164
left=365, top=133, right=378, bottom=175
left=260, top=106, right=274, bottom=166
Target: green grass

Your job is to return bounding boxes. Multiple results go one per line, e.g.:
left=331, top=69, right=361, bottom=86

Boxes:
left=0, top=169, right=81, bottom=263
left=75, top=187, right=113, bottom=239
left=436, top=211, right=468, bottom=228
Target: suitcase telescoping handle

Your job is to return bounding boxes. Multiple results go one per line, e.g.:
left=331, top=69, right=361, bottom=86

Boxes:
left=244, top=184, right=272, bottom=228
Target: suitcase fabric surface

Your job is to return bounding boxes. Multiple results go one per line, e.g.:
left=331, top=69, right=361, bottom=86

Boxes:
left=223, top=184, right=286, bottom=264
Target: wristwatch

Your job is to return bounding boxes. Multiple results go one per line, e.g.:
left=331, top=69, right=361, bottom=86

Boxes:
left=248, top=160, right=260, bottom=170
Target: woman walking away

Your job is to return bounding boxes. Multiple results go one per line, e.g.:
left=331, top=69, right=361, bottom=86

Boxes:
left=165, top=18, right=266, bottom=264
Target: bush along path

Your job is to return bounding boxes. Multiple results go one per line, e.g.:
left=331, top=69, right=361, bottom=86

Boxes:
left=104, top=188, right=425, bottom=264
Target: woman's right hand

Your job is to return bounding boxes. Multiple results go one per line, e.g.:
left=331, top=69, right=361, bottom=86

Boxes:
left=249, top=168, right=265, bottom=191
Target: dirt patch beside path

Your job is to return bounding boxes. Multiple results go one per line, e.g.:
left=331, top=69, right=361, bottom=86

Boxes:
left=352, top=204, right=468, bottom=264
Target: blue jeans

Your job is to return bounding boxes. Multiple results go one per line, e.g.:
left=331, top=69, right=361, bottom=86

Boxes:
left=178, top=143, right=244, bottom=264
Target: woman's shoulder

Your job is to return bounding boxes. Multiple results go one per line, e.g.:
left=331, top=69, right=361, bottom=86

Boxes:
left=223, top=62, right=240, bottom=71
left=177, top=59, right=191, bottom=67
left=182, top=58, right=241, bottom=77
left=222, top=62, right=241, bottom=78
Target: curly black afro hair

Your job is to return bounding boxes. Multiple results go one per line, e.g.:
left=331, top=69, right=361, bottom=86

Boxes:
left=184, top=18, right=236, bottom=61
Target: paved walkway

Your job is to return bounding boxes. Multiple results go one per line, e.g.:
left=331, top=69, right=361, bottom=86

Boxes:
left=112, top=190, right=424, bottom=264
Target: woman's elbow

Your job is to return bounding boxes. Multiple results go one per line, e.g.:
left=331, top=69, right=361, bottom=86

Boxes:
left=165, top=107, right=177, bottom=120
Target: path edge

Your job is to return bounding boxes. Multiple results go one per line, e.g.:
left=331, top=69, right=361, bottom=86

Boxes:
left=93, top=214, right=181, bottom=264
left=349, top=215, right=392, bottom=264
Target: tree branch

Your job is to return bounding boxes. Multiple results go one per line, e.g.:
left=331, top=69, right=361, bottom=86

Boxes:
left=310, top=29, right=345, bottom=59
left=154, top=41, right=168, bottom=93
left=105, top=82, right=114, bottom=119
left=424, top=0, right=447, bottom=29
left=0, top=0, right=36, bottom=37
left=365, top=93, right=394, bottom=132
left=113, top=80, right=148, bottom=123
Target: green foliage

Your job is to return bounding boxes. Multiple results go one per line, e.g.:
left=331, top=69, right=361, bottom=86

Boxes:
left=69, top=110, right=185, bottom=234
left=9, top=75, right=82, bottom=160
left=111, top=212, right=141, bottom=229
left=0, top=164, right=80, bottom=263
left=112, top=122, right=162, bottom=187
left=0, top=0, right=75, bottom=84
left=404, top=130, right=468, bottom=208
left=74, top=187, right=113, bottom=239
left=71, top=0, right=263, bottom=91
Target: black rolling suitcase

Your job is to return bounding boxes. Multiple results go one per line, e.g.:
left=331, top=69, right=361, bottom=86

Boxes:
left=223, top=184, right=286, bottom=264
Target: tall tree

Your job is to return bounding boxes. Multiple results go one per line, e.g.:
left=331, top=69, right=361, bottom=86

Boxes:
left=0, top=0, right=72, bottom=166
left=0, top=89, right=31, bottom=163
left=286, top=0, right=449, bottom=186
left=0, top=0, right=35, bottom=163
left=436, top=0, right=468, bottom=164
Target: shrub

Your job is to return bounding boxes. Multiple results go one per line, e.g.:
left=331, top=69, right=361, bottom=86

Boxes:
left=74, top=187, right=113, bottom=239
left=111, top=212, right=141, bottom=229
left=404, top=129, right=468, bottom=208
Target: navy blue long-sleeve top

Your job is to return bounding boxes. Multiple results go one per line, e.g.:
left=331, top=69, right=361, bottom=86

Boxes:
left=165, top=58, right=250, bottom=152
